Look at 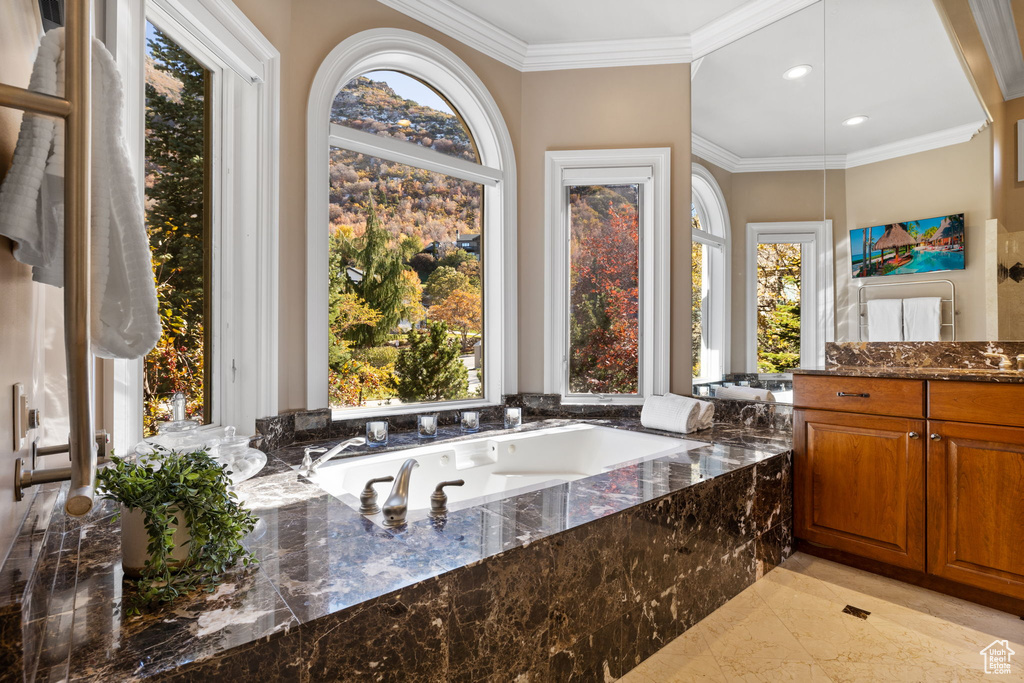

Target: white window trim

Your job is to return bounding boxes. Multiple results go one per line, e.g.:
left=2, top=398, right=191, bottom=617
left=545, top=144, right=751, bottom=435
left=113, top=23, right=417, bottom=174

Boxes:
left=543, top=148, right=671, bottom=405
left=102, top=0, right=279, bottom=453
left=306, top=28, right=518, bottom=418
left=744, top=221, right=834, bottom=372
left=691, top=162, right=730, bottom=382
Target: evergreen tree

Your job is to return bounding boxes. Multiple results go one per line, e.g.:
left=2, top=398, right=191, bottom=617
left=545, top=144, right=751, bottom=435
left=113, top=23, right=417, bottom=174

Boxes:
left=143, top=27, right=208, bottom=431
left=345, top=195, right=407, bottom=347
left=393, top=322, right=468, bottom=402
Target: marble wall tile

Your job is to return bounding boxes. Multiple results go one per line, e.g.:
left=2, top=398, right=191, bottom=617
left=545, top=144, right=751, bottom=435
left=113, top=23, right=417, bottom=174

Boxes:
left=825, top=341, right=1024, bottom=369
left=252, top=412, right=295, bottom=453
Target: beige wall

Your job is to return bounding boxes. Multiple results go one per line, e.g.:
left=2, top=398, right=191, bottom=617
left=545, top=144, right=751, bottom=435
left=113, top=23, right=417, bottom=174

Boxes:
left=839, top=131, right=994, bottom=341
left=520, top=65, right=693, bottom=394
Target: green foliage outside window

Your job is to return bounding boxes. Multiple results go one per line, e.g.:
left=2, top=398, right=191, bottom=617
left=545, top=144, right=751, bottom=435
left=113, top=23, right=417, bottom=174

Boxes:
left=756, top=243, right=802, bottom=373
left=393, top=322, right=469, bottom=402
left=143, top=27, right=209, bottom=435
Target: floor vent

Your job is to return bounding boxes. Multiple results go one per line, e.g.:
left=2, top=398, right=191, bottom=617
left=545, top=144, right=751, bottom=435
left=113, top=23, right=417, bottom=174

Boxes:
left=842, top=605, right=871, bottom=620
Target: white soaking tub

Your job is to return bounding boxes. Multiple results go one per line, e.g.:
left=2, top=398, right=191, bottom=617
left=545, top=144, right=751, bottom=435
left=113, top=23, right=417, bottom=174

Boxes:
left=303, top=423, right=704, bottom=520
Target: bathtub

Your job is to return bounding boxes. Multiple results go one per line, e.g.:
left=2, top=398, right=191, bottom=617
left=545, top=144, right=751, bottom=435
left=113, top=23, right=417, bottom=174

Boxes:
left=302, top=423, right=705, bottom=522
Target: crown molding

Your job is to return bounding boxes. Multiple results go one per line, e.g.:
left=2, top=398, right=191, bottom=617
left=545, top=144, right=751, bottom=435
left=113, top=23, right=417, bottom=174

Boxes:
left=375, top=0, right=528, bottom=69
left=376, top=0, right=815, bottom=72
left=693, top=121, right=986, bottom=173
left=690, top=0, right=818, bottom=59
left=522, top=36, right=691, bottom=71
left=693, top=134, right=843, bottom=172
left=844, top=120, right=987, bottom=168
left=969, top=0, right=1024, bottom=101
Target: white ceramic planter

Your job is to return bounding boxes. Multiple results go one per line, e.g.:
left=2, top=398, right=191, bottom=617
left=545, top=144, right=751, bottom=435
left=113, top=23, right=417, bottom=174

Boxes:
left=120, top=506, right=192, bottom=578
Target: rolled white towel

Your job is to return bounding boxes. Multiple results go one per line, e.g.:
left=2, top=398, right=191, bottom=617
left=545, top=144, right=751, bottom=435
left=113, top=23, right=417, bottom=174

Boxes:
left=714, top=386, right=776, bottom=402
left=698, top=401, right=715, bottom=429
left=641, top=393, right=712, bottom=434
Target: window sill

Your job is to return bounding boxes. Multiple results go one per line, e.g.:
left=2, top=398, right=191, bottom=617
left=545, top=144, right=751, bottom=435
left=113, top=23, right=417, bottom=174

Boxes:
left=331, top=398, right=497, bottom=422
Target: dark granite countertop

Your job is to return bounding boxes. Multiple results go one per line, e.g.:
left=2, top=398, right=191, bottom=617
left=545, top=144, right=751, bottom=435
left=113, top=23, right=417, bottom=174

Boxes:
left=22, top=418, right=791, bottom=682
left=792, top=366, right=1024, bottom=384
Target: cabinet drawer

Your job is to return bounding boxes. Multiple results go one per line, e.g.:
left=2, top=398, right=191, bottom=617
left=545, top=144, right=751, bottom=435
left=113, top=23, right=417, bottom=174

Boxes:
left=928, top=381, right=1024, bottom=428
left=793, top=374, right=925, bottom=418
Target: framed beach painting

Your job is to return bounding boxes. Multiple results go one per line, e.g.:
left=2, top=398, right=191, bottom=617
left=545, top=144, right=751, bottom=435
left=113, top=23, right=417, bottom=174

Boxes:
left=850, top=213, right=965, bottom=279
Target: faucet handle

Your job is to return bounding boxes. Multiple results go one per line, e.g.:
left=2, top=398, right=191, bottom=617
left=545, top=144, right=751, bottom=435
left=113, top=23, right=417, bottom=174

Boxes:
left=301, top=447, right=328, bottom=475
left=359, top=475, right=395, bottom=515
left=983, top=352, right=1012, bottom=370
left=429, top=479, right=465, bottom=517
left=1016, top=354, right=1024, bottom=371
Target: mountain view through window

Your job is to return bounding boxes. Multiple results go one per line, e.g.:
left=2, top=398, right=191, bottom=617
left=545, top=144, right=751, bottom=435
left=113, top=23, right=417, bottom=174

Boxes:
left=328, top=71, right=484, bottom=409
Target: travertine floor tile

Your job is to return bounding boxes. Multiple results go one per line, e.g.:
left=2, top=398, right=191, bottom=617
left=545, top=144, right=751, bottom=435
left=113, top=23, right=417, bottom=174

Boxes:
left=619, top=552, right=1023, bottom=682
left=619, top=654, right=726, bottom=683
left=716, top=657, right=833, bottom=682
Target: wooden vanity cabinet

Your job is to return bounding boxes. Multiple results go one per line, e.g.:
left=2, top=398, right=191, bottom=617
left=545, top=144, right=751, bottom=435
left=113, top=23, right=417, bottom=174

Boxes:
left=927, top=419, right=1024, bottom=600
left=795, top=374, right=1024, bottom=608
left=794, top=409, right=927, bottom=570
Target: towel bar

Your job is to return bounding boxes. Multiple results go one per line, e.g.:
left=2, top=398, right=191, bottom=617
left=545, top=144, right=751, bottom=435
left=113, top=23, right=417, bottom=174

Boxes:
left=0, top=0, right=96, bottom=515
left=857, top=278, right=956, bottom=341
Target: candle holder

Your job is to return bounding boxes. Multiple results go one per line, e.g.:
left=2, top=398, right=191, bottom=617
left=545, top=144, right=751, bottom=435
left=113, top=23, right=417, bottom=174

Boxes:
left=417, top=414, right=438, bottom=439
left=504, top=406, right=523, bottom=429
left=460, top=410, right=480, bottom=433
left=365, top=420, right=389, bottom=447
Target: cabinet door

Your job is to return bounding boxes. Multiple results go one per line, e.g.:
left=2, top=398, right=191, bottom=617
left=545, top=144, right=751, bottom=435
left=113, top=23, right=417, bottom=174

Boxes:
left=927, top=420, right=1024, bottom=599
left=795, top=409, right=926, bottom=570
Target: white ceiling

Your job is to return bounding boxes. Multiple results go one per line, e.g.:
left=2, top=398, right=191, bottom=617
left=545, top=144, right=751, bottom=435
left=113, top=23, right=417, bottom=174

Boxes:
left=692, top=0, right=988, bottom=167
left=443, top=0, right=750, bottom=44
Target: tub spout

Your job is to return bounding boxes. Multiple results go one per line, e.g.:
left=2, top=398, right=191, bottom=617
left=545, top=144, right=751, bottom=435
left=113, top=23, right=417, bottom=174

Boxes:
left=382, top=458, right=420, bottom=526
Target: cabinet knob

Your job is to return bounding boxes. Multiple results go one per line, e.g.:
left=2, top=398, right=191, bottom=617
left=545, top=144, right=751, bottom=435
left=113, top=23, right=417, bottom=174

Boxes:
left=930, top=433, right=942, bottom=441
left=908, top=432, right=920, bottom=439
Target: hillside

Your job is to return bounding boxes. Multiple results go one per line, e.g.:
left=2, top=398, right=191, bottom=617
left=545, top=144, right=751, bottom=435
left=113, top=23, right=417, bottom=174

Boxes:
left=328, top=77, right=482, bottom=246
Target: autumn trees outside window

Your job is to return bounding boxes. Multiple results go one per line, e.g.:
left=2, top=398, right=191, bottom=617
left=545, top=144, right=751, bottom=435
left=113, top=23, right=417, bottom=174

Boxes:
left=545, top=150, right=670, bottom=404
left=327, top=71, right=487, bottom=410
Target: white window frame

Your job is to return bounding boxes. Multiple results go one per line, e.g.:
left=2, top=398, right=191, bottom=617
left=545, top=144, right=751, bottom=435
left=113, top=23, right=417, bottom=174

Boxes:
left=543, top=149, right=671, bottom=405
left=306, top=28, right=518, bottom=418
left=691, top=162, right=730, bottom=382
left=744, top=221, right=834, bottom=372
left=101, top=0, right=280, bottom=453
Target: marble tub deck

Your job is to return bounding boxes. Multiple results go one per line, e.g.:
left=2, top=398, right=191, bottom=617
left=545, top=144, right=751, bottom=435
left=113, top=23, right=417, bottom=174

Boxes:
left=19, top=418, right=793, bottom=682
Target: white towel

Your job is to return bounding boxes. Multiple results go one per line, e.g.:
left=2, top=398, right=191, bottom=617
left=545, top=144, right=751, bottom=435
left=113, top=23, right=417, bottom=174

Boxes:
left=641, top=393, right=712, bottom=434
left=866, top=298, right=903, bottom=342
left=714, top=386, right=776, bottom=402
left=697, top=401, right=715, bottom=429
left=902, top=297, right=941, bottom=342
left=0, top=29, right=160, bottom=359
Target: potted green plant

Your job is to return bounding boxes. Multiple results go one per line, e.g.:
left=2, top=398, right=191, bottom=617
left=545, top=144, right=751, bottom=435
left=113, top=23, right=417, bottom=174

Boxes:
left=97, top=447, right=257, bottom=613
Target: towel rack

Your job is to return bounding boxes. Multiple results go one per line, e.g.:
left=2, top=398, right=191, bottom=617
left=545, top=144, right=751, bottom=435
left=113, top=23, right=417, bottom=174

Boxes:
left=857, top=278, right=956, bottom=342
left=1, top=0, right=103, bottom=516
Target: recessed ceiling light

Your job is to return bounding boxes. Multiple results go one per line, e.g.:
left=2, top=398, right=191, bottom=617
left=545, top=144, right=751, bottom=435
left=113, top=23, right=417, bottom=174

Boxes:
left=843, top=115, right=869, bottom=127
left=783, top=64, right=813, bottom=80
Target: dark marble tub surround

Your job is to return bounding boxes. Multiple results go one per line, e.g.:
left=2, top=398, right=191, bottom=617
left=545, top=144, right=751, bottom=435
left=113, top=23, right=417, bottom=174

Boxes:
left=825, top=341, right=1024, bottom=369
left=19, top=417, right=792, bottom=682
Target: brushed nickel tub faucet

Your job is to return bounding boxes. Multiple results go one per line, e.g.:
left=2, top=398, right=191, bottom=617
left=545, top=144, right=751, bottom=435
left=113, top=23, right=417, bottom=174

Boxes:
left=382, top=459, right=420, bottom=526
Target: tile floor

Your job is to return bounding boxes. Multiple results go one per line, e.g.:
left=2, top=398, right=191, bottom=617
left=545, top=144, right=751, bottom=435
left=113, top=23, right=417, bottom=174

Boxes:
left=619, top=552, right=1024, bottom=682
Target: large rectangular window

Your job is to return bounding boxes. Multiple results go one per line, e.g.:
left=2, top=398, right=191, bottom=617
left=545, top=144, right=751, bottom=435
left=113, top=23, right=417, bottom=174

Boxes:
left=327, top=149, right=484, bottom=410
left=143, top=22, right=212, bottom=434
left=545, top=149, right=671, bottom=403
left=567, top=184, right=640, bottom=395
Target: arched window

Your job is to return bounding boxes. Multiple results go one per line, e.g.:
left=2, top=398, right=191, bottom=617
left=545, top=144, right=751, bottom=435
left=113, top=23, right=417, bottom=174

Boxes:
left=692, top=163, right=730, bottom=381
left=306, top=29, right=517, bottom=414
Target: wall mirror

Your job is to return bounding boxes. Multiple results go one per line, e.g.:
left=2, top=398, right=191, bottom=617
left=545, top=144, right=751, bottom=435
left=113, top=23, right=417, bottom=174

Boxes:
left=691, top=0, right=1011, bottom=406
